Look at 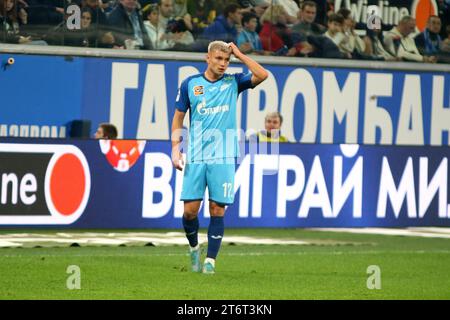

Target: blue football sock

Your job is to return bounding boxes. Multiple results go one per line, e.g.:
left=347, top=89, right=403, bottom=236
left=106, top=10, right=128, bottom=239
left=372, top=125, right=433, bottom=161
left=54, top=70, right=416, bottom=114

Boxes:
left=182, top=215, right=199, bottom=248
left=207, top=216, right=224, bottom=259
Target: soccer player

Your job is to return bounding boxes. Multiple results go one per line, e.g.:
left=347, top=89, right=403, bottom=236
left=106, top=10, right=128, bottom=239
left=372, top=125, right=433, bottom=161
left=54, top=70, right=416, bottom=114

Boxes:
left=171, top=40, right=268, bottom=274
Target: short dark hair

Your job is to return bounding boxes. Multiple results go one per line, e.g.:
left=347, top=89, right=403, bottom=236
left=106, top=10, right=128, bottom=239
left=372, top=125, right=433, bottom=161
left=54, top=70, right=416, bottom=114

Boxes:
left=301, top=1, right=317, bottom=10
left=223, top=4, right=240, bottom=18
left=265, top=112, right=283, bottom=125
left=399, top=15, right=415, bottom=24
left=328, top=13, right=344, bottom=25
left=142, top=3, right=159, bottom=19
left=100, top=123, right=118, bottom=139
left=81, top=7, right=93, bottom=16
left=337, top=8, right=351, bottom=20
left=428, top=15, right=441, bottom=22
left=242, top=12, right=257, bottom=25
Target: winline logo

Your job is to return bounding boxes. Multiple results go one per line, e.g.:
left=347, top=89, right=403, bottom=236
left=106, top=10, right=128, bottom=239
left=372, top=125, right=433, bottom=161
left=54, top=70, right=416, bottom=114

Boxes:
left=0, top=144, right=91, bottom=225
left=336, top=0, right=438, bottom=31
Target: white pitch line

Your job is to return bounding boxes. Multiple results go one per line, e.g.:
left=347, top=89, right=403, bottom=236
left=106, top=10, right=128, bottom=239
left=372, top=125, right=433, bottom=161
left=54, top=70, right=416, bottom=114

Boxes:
left=2, top=250, right=450, bottom=259
left=312, top=228, right=450, bottom=239
left=0, top=233, right=313, bottom=248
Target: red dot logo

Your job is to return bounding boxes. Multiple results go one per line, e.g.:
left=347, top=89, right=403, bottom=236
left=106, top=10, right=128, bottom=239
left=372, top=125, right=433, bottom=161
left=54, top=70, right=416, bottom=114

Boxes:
left=49, top=153, right=86, bottom=216
left=412, top=0, right=438, bottom=32
left=45, top=149, right=91, bottom=222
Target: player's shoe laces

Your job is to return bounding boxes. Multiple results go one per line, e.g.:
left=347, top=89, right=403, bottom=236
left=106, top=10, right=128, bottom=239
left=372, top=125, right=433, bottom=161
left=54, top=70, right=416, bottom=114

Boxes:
left=190, top=246, right=202, bottom=272
left=202, top=260, right=215, bottom=274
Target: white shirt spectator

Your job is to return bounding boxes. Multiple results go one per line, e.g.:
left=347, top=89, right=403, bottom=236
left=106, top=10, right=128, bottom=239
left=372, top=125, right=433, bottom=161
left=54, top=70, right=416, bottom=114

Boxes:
left=325, top=30, right=346, bottom=48
left=273, top=0, right=299, bottom=23
left=341, top=31, right=366, bottom=54
left=384, top=27, right=424, bottom=62
left=144, top=20, right=173, bottom=50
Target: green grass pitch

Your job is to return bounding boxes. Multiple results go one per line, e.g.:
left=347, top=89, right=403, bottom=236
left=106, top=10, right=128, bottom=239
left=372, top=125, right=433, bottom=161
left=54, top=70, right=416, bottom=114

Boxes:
left=0, top=229, right=449, bottom=300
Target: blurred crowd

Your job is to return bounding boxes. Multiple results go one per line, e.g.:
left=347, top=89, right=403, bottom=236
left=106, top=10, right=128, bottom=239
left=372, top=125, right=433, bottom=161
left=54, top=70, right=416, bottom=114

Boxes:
left=1, top=0, right=449, bottom=63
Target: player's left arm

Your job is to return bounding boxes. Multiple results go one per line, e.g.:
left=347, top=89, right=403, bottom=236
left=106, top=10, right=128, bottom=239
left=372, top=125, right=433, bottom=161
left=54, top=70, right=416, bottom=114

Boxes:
left=229, top=42, right=268, bottom=87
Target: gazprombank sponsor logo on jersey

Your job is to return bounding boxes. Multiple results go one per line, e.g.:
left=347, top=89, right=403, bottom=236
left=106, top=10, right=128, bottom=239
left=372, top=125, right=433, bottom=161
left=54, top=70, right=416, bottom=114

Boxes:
left=0, top=144, right=90, bottom=225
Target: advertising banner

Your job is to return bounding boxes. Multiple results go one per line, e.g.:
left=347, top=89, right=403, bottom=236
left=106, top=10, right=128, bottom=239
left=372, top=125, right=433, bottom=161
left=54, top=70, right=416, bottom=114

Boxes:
left=1, top=54, right=449, bottom=145
left=334, top=0, right=439, bottom=31
left=1, top=138, right=449, bottom=228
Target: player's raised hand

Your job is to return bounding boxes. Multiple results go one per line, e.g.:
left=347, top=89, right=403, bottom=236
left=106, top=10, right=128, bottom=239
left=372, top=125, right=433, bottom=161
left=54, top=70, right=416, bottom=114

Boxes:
left=172, top=148, right=184, bottom=171
left=228, top=42, right=244, bottom=59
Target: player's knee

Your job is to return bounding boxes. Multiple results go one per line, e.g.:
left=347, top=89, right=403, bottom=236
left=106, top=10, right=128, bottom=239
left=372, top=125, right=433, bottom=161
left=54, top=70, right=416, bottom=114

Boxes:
left=183, top=211, right=198, bottom=220
left=183, top=200, right=201, bottom=217
left=209, top=202, right=225, bottom=217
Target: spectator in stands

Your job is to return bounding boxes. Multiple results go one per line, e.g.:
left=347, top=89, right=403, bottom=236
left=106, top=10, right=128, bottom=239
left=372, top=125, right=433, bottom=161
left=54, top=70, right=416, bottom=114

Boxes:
left=249, top=112, right=288, bottom=143
left=95, top=123, right=118, bottom=139
left=108, top=0, right=152, bottom=49
left=415, top=16, right=442, bottom=56
left=144, top=2, right=193, bottom=51
left=272, top=0, right=299, bottom=24
left=210, top=0, right=227, bottom=17
left=250, top=0, right=269, bottom=34
left=79, top=0, right=115, bottom=47
left=17, top=2, right=27, bottom=25
left=98, top=0, right=116, bottom=12
left=416, top=15, right=450, bottom=63
left=186, top=0, right=215, bottom=36
left=363, top=21, right=397, bottom=61
left=384, top=16, right=436, bottom=63
left=306, top=34, right=346, bottom=59
left=202, top=3, right=241, bottom=43
left=173, top=0, right=191, bottom=17
left=236, top=12, right=263, bottom=54
left=173, top=0, right=192, bottom=31
left=158, top=0, right=174, bottom=30
left=81, top=0, right=108, bottom=27
left=62, top=7, right=98, bottom=47
left=324, top=13, right=351, bottom=58
left=338, top=8, right=366, bottom=58
left=143, top=3, right=169, bottom=49
left=164, top=15, right=194, bottom=50
left=437, top=0, right=450, bottom=39
left=442, top=25, right=450, bottom=52
left=193, top=4, right=242, bottom=51
left=292, top=1, right=325, bottom=37
left=0, top=0, right=33, bottom=44
left=259, top=4, right=297, bottom=56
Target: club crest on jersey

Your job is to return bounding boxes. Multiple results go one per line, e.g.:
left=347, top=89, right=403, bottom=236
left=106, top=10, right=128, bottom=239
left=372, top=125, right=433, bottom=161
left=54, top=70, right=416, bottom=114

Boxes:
left=193, top=85, right=204, bottom=96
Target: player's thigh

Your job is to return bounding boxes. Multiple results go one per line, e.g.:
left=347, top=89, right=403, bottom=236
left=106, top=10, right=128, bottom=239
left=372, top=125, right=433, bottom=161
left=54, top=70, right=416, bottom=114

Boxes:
left=206, top=160, right=235, bottom=205
left=181, top=162, right=207, bottom=201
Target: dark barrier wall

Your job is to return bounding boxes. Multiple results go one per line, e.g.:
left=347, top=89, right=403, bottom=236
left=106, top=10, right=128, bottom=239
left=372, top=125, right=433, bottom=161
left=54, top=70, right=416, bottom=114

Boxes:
left=0, top=138, right=449, bottom=228
left=1, top=51, right=449, bottom=145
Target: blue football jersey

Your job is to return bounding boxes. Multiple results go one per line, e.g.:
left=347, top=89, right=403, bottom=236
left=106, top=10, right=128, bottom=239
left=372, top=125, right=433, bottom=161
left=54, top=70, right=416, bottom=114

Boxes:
left=175, top=72, right=254, bottom=162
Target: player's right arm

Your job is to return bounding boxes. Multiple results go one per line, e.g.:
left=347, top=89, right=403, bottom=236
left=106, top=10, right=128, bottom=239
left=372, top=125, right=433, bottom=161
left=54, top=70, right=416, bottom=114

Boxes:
left=171, top=109, right=186, bottom=171
left=172, top=79, right=190, bottom=170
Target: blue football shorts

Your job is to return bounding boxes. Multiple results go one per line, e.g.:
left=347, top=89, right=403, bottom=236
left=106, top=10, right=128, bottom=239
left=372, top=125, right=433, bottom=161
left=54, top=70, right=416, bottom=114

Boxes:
left=180, top=159, right=236, bottom=205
